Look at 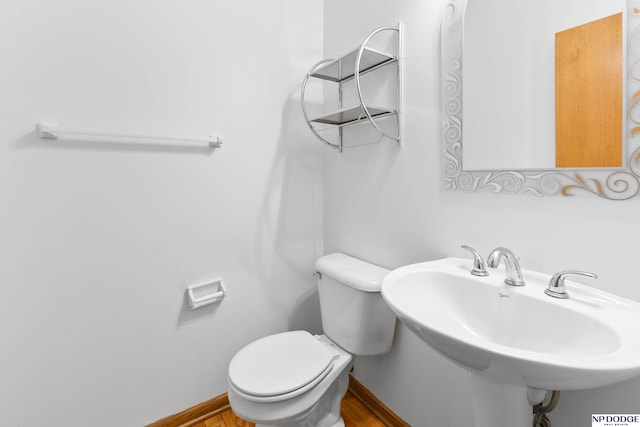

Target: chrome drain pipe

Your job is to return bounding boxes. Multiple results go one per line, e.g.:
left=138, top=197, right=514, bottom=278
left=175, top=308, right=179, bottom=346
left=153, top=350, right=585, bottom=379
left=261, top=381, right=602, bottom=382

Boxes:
left=532, top=391, right=560, bottom=427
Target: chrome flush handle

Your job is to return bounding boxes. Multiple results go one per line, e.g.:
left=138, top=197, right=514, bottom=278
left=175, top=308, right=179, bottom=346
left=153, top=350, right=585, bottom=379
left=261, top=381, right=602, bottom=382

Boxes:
left=461, top=245, right=489, bottom=277
left=545, top=270, right=598, bottom=299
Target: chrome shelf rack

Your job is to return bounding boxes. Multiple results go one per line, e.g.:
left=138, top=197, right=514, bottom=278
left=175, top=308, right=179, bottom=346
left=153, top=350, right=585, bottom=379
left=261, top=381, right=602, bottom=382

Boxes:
left=301, top=24, right=402, bottom=152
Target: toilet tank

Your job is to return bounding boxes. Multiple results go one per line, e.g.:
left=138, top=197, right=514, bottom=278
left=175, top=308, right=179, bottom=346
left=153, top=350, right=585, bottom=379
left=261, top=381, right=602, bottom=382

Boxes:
left=315, top=253, right=396, bottom=356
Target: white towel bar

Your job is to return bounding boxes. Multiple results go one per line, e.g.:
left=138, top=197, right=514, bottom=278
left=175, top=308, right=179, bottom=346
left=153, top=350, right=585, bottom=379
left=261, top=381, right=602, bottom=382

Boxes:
left=36, top=122, right=223, bottom=148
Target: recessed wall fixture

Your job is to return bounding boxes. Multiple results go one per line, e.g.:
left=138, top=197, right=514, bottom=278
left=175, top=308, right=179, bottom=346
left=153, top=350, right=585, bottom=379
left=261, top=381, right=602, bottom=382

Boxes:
left=186, top=280, right=227, bottom=310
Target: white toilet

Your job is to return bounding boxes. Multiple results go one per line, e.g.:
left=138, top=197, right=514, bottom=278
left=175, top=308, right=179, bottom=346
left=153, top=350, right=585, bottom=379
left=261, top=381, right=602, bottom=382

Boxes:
left=227, top=252, right=397, bottom=427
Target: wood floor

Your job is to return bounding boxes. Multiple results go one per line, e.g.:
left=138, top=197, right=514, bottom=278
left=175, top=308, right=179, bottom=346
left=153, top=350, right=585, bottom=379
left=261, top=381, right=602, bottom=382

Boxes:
left=147, top=375, right=410, bottom=427
left=190, top=389, right=388, bottom=427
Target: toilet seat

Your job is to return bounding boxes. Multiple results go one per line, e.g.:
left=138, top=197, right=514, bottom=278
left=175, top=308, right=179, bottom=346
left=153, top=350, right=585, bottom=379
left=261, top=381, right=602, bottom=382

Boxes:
left=228, top=331, right=336, bottom=403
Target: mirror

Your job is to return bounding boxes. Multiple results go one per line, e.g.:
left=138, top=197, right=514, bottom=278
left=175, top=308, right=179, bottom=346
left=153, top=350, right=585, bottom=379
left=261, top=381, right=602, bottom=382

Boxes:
left=442, top=0, right=640, bottom=199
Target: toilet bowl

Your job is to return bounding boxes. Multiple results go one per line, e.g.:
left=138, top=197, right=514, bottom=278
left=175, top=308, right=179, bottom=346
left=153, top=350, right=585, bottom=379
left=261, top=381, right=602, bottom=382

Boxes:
left=227, top=253, right=396, bottom=427
left=228, top=332, right=352, bottom=427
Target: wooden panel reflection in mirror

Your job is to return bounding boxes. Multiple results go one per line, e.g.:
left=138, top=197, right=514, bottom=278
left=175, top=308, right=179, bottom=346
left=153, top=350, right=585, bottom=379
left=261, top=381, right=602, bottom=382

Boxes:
left=555, top=13, right=622, bottom=168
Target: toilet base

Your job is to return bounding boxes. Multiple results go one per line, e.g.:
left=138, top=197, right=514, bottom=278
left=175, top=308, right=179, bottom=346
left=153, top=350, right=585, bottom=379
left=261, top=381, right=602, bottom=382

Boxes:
left=255, top=418, right=344, bottom=427
left=250, top=369, right=349, bottom=427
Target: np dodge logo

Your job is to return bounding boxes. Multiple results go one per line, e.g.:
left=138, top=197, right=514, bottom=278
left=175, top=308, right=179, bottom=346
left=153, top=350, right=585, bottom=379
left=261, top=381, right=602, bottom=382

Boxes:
left=592, top=414, right=640, bottom=426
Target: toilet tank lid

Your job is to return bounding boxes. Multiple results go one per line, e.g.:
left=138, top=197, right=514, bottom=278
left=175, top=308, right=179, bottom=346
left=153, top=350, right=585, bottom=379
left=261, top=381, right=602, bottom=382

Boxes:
left=315, top=252, right=390, bottom=292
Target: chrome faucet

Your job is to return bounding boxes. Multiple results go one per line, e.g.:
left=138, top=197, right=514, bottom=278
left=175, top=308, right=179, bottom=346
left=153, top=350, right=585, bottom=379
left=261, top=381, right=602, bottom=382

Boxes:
left=545, top=270, right=598, bottom=299
left=461, top=245, right=489, bottom=276
left=487, top=247, right=525, bottom=286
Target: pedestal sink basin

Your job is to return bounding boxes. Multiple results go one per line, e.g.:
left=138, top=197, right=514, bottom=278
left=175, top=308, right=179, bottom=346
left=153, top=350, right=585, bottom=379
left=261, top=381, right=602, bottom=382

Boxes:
left=381, top=257, right=640, bottom=426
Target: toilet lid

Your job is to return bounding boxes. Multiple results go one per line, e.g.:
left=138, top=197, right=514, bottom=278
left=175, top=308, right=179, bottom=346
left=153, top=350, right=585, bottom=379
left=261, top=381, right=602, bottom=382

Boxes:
left=228, top=331, right=335, bottom=398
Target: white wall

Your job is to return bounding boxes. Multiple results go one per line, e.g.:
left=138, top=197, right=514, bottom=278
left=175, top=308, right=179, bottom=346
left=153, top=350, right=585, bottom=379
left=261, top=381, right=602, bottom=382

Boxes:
left=0, top=1, right=323, bottom=425
left=323, top=0, right=640, bottom=426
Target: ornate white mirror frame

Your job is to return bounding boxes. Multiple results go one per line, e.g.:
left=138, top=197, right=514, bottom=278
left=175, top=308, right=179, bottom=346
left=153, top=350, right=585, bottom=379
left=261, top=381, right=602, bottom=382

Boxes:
left=442, top=0, right=640, bottom=199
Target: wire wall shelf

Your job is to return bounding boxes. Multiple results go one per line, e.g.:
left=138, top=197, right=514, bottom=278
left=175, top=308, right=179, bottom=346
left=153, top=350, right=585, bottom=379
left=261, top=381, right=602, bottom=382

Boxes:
left=301, top=24, right=402, bottom=152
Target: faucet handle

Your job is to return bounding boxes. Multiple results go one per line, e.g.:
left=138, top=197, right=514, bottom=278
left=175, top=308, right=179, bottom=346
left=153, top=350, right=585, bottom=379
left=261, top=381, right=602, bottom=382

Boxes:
left=461, top=245, right=489, bottom=277
left=545, top=270, right=598, bottom=299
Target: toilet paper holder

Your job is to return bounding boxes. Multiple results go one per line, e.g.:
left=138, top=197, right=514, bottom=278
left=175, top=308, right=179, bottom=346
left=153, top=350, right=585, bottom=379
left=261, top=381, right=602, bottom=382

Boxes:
left=187, top=279, right=226, bottom=310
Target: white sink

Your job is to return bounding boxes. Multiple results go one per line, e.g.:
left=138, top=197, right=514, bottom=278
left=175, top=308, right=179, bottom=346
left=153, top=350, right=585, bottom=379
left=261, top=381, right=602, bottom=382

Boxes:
left=381, top=257, right=640, bottom=426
